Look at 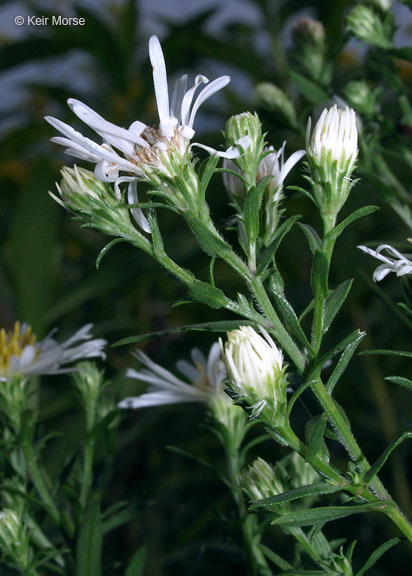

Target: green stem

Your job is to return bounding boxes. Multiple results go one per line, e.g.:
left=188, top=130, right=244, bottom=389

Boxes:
left=80, top=439, right=95, bottom=508
left=225, top=442, right=271, bottom=576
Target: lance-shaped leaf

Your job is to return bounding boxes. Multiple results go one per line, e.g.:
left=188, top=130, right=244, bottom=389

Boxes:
left=244, top=184, right=264, bottom=247
left=113, top=319, right=257, bottom=346
left=360, top=349, right=412, bottom=359
left=385, top=376, right=412, bottom=391
left=258, top=544, right=294, bottom=570
left=364, top=432, right=412, bottom=483
left=289, top=71, right=329, bottom=104
left=124, top=547, right=146, bottom=576
left=271, top=289, right=312, bottom=353
left=323, top=279, right=353, bottom=334
left=76, top=497, right=102, bottom=576
left=328, top=205, right=378, bottom=241
left=326, top=331, right=366, bottom=394
left=250, top=482, right=339, bottom=510
left=305, top=415, right=329, bottom=463
left=314, top=330, right=366, bottom=374
left=270, top=501, right=395, bottom=527
left=355, top=538, right=400, bottom=576
left=298, top=223, right=322, bottom=255
left=257, top=214, right=301, bottom=275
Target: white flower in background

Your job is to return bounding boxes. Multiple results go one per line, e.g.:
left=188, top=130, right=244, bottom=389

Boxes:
left=46, top=36, right=239, bottom=199
left=358, top=243, right=412, bottom=281
left=0, top=322, right=106, bottom=382
left=220, top=326, right=286, bottom=418
left=118, top=343, right=226, bottom=409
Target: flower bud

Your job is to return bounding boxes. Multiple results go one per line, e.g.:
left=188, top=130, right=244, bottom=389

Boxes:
left=346, top=5, right=393, bottom=49
left=357, top=0, right=392, bottom=13
left=220, top=326, right=287, bottom=421
left=306, top=105, right=358, bottom=219
left=0, top=510, right=33, bottom=571
left=71, top=361, right=107, bottom=430
left=253, top=83, right=298, bottom=128
left=240, top=458, right=285, bottom=504
left=224, top=112, right=265, bottom=186
left=52, top=166, right=150, bottom=237
left=343, top=81, right=381, bottom=116
left=291, top=18, right=327, bottom=83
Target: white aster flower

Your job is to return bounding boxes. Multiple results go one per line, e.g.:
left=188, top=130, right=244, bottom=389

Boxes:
left=0, top=322, right=106, bottom=382
left=45, top=36, right=239, bottom=201
left=258, top=144, right=305, bottom=195
left=220, top=326, right=286, bottom=419
left=358, top=243, right=412, bottom=281
left=118, top=342, right=226, bottom=409
left=307, top=105, right=358, bottom=173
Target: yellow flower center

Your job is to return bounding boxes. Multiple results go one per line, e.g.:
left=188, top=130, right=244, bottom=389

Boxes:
left=0, top=322, right=36, bottom=374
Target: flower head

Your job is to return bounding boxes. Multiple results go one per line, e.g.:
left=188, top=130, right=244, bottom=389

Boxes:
left=0, top=510, right=33, bottom=572
left=220, top=326, right=287, bottom=420
left=46, top=36, right=237, bottom=199
left=358, top=243, right=412, bottom=281
left=306, top=105, right=358, bottom=218
left=118, top=343, right=226, bottom=409
left=0, top=322, right=106, bottom=382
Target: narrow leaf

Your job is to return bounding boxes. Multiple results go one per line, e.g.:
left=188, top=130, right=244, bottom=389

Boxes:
left=323, top=280, right=353, bottom=333
left=314, top=330, right=365, bottom=373
left=360, top=349, right=412, bottom=359
left=385, top=376, right=412, bottom=391
left=271, top=290, right=312, bottom=352
left=289, top=70, right=329, bottom=104
left=306, top=415, right=329, bottom=463
left=257, top=215, right=301, bottom=275
left=113, top=320, right=256, bottom=346
left=311, top=250, right=329, bottom=299
left=364, top=432, right=412, bottom=483
left=258, top=544, right=293, bottom=570
left=270, top=501, right=394, bottom=527
left=76, top=497, right=102, bottom=576
left=326, top=332, right=366, bottom=394
left=250, top=482, right=339, bottom=510
left=298, top=223, right=322, bottom=255
left=96, top=238, right=127, bottom=269
left=329, top=206, right=379, bottom=241
left=355, top=538, right=400, bottom=576
left=124, top=547, right=146, bottom=576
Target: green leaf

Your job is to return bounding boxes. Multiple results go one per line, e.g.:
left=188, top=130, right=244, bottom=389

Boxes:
left=244, top=185, right=263, bottom=245
left=311, top=250, right=329, bottom=299
left=329, top=206, right=379, bottom=241
left=188, top=280, right=228, bottom=308
left=326, top=332, right=366, bottom=394
left=355, top=538, right=400, bottom=576
left=76, top=497, right=102, bottom=576
left=124, top=547, right=146, bottom=576
left=95, top=238, right=128, bottom=269
left=314, top=330, right=365, bottom=374
left=385, top=376, right=412, bottom=391
left=270, top=501, right=394, bottom=527
left=250, top=482, right=339, bottom=510
left=306, top=415, right=329, bottom=463
left=199, top=155, right=219, bottom=208
left=323, top=280, right=353, bottom=334
left=258, top=544, right=293, bottom=570
left=271, top=290, right=312, bottom=353
left=257, top=215, right=301, bottom=274
left=113, top=320, right=256, bottom=346
left=298, top=223, right=322, bottom=255
left=9, top=161, right=58, bottom=335
left=364, top=432, right=412, bottom=483
left=289, top=71, right=329, bottom=104
left=102, top=503, right=144, bottom=534
left=360, top=349, right=412, bottom=359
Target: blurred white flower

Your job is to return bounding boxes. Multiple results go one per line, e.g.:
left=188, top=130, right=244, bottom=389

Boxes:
left=119, top=343, right=226, bottom=409
left=0, top=322, right=106, bottom=382
left=358, top=243, right=412, bottom=281
left=46, top=36, right=239, bottom=199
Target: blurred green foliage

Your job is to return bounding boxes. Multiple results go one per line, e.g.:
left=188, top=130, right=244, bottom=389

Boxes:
left=1, top=0, right=412, bottom=573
